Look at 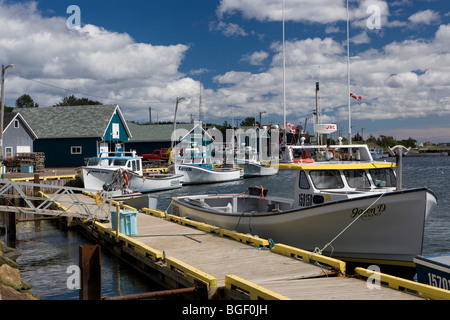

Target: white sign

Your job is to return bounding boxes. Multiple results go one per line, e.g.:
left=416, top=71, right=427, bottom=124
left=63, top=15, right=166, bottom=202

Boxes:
left=314, top=124, right=338, bottom=134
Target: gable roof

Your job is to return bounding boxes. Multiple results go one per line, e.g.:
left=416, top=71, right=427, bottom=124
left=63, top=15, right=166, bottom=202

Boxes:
left=3, top=111, right=38, bottom=139
left=14, top=104, right=131, bottom=139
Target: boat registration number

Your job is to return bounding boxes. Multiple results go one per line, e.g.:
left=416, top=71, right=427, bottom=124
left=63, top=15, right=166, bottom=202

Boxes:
left=427, top=273, right=450, bottom=290
left=299, top=193, right=313, bottom=207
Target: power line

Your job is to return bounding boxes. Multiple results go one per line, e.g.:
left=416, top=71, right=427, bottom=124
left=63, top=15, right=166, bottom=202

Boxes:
left=9, top=72, right=170, bottom=105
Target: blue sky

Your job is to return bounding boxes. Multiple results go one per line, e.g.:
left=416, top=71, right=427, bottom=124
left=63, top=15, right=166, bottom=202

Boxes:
left=1, top=0, right=450, bottom=142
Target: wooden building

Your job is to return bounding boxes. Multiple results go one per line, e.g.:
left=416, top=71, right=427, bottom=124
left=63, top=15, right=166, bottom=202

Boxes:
left=2, top=112, right=37, bottom=157
left=16, top=105, right=131, bottom=166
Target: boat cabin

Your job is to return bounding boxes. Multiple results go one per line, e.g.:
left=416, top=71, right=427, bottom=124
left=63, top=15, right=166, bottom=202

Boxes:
left=281, top=144, right=373, bottom=163
left=85, top=151, right=143, bottom=176
left=293, top=162, right=397, bottom=208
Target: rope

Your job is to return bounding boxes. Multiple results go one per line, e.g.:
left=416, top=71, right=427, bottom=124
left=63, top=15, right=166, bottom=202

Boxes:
left=314, top=192, right=386, bottom=255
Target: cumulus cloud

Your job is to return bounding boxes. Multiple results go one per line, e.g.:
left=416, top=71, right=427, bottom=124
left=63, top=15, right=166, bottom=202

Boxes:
left=0, top=1, right=196, bottom=122
left=408, top=9, right=440, bottom=25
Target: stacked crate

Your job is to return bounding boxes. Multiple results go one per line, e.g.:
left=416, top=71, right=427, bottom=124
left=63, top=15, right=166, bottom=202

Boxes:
left=16, top=152, right=45, bottom=173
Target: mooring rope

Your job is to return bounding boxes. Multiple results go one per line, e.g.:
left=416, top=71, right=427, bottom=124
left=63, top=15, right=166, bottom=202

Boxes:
left=314, top=191, right=386, bottom=255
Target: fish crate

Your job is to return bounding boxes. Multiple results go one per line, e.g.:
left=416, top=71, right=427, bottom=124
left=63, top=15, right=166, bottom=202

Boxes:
left=16, top=152, right=45, bottom=173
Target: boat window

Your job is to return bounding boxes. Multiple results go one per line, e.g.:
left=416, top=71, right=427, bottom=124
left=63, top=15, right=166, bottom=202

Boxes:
left=136, top=160, right=141, bottom=172
left=369, top=168, right=396, bottom=187
left=113, top=159, right=128, bottom=166
left=298, top=171, right=310, bottom=189
left=87, top=159, right=101, bottom=166
left=344, top=170, right=371, bottom=188
left=132, top=160, right=137, bottom=172
left=309, top=170, right=344, bottom=189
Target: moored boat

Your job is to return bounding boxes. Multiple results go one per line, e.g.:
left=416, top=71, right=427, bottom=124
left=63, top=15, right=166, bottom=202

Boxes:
left=414, top=253, right=450, bottom=290
left=172, top=155, right=242, bottom=185
left=78, top=151, right=183, bottom=196
left=171, top=144, right=437, bottom=270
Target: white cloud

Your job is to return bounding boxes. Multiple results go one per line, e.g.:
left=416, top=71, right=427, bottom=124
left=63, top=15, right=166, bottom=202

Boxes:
left=0, top=1, right=196, bottom=122
left=241, top=51, right=269, bottom=65
left=408, top=9, right=440, bottom=25
left=217, top=0, right=348, bottom=24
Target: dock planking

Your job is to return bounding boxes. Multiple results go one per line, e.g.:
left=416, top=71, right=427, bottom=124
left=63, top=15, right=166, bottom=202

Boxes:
left=96, top=208, right=425, bottom=300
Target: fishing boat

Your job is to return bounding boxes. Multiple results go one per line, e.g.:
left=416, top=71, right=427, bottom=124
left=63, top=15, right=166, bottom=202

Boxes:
left=171, top=152, right=242, bottom=185
left=78, top=151, right=183, bottom=196
left=170, top=144, right=437, bottom=270
left=414, top=253, right=450, bottom=290
left=170, top=122, right=243, bottom=185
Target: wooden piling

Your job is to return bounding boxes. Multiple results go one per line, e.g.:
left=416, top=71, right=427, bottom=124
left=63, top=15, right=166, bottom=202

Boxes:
left=79, top=245, right=102, bottom=300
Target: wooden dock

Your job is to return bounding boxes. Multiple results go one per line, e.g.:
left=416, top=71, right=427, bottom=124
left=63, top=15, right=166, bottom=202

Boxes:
left=75, top=192, right=450, bottom=300
left=2, top=179, right=449, bottom=300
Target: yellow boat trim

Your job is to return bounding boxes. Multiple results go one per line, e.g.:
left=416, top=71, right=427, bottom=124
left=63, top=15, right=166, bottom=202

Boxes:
left=275, top=162, right=396, bottom=170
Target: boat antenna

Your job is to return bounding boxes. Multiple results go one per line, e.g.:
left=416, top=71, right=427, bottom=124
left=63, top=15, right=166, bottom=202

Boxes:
left=347, top=0, right=352, bottom=144
left=282, top=0, right=287, bottom=145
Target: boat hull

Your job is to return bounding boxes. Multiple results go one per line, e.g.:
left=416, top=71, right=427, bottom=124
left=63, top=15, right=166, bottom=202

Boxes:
left=240, top=162, right=278, bottom=177
left=175, top=164, right=242, bottom=185
left=171, top=188, right=436, bottom=267
left=81, top=167, right=183, bottom=193
left=414, top=253, right=450, bottom=290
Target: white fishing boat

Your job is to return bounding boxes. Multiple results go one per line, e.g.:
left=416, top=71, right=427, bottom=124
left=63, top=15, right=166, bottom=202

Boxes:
left=170, top=122, right=243, bottom=185
left=78, top=151, right=183, bottom=196
left=171, top=144, right=437, bottom=269
left=172, top=154, right=242, bottom=185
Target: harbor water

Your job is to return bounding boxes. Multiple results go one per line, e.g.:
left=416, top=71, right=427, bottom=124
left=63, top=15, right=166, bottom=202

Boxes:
left=6, top=156, right=450, bottom=299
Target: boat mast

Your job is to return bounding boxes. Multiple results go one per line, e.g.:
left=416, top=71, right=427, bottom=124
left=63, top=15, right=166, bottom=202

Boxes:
left=282, top=0, right=287, bottom=145
left=347, top=0, right=352, bottom=144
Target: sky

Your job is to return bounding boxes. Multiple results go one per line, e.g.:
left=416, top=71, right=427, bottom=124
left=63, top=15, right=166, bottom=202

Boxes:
left=1, top=0, right=450, bottom=143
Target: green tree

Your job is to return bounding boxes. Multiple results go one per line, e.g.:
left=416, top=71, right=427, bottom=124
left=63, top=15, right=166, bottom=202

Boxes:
left=15, top=94, right=39, bottom=108
left=240, top=117, right=256, bottom=127
left=52, top=95, right=102, bottom=107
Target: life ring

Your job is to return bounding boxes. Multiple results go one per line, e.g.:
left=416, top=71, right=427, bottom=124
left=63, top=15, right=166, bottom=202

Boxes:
left=95, top=192, right=103, bottom=206
left=123, top=171, right=129, bottom=186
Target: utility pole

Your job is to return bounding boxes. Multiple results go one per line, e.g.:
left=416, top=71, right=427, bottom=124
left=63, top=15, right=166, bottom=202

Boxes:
left=171, top=97, right=185, bottom=149
left=0, top=64, right=14, bottom=160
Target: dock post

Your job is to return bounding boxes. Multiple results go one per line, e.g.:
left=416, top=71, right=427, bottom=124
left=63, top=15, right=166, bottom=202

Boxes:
left=33, top=174, right=41, bottom=231
left=115, top=204, right=120, bottom=242
left=79, top=245, right=102, bottom=300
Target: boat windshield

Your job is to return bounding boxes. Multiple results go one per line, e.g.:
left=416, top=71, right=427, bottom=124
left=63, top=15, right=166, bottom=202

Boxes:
left=369, top=168, right=396, bottom=187
left=87, top=158, right=111, bottom=166
left=112, top=159, right=128, bottom=166
left=344, top=170, right=371, bottom=188
left=309, top=170, right=344, bottom=189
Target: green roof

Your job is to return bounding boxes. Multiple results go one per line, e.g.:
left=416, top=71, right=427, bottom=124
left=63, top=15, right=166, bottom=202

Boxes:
left=14, top=105, right=129, bottom=139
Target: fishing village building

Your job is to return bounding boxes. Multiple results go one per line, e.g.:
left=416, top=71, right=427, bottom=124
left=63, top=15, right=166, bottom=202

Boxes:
left=1, top=112, right=37, bottom=158
left=15, top=105, right=131, bottom=166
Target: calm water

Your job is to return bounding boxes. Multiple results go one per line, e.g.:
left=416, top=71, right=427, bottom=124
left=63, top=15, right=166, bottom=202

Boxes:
left=9, top=156, right=450, bottom=299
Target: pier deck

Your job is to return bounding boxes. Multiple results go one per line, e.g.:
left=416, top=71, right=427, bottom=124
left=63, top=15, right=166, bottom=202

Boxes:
left=118, top=212, right=427, bottom=300
left=2, top=179, right=447, bottom=300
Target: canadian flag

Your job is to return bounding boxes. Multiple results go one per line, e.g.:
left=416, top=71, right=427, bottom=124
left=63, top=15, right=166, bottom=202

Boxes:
left=285, top=121, right=296, bottom=133
left=350, top=92, right=362, bottom=101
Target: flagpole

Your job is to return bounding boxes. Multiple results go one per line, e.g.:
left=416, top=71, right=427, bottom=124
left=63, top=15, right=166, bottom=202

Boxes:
left=347, top=0, right=352, bottom=144
left=282, top=0, right=287, bottom=145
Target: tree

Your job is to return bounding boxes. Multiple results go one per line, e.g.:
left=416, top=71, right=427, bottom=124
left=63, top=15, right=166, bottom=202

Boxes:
left=240, top=117, right=256, bottom=127
left=15, top=94, right=39, bottom=108
left=52, top=95, right=102, bottom=107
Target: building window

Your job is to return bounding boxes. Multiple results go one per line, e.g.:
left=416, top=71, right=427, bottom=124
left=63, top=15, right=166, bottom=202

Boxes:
left=5, top=147, right=13, bottom=157
left=71, top=146, right=82, bottom=154
left=14, top=120, right=19, bottom=128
